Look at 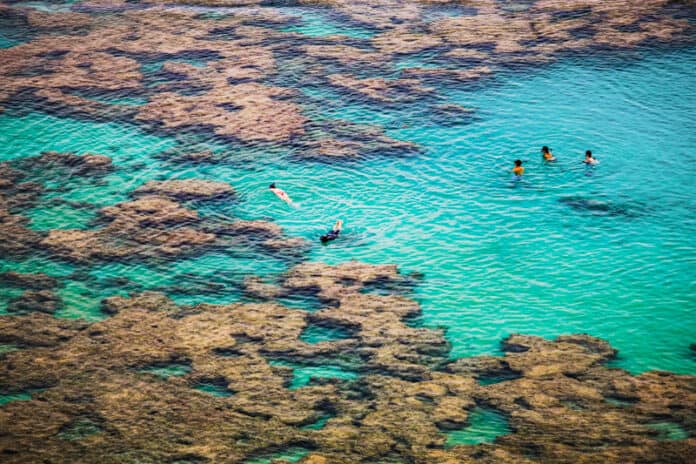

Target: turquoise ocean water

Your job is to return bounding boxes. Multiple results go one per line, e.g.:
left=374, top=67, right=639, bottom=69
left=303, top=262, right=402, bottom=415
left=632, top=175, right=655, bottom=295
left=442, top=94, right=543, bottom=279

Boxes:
left=1, top=4, right=695, bottom=378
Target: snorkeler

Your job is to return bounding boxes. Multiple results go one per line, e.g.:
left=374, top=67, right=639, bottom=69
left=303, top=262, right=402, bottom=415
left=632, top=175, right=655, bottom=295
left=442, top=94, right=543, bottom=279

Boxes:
left=583, top=150, right=599, bottom=165
left=320, top=219, right=343, bottom=243
left=512, top=159, right=524, bottom=178
left=541, top=146, right=556, bottom=162
left=269, top=183, right=293, bottom=205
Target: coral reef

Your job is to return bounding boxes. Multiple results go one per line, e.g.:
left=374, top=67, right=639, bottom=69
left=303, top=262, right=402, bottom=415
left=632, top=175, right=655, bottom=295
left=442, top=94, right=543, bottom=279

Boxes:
left=327, top=73, right=434, bottom=103
left=0, top=163, right=43, bottom=256
left=0, top=2, right=695, bottom=463
left=1, top=0, right=690, bottom=158
left=133, top=179, right=235, bottom=201
left=40, top=191, right=306, bottom=263
left=17, top=151, right=114, bottom=176
left=1, top=262, right=694, bottom=463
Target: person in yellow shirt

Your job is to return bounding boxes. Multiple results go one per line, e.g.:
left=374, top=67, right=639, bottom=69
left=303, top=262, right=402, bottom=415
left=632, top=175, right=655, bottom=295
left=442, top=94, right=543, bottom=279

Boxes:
left=512, top=159, right=524, bottom=178
left=541, top=145, right=556, bottom=162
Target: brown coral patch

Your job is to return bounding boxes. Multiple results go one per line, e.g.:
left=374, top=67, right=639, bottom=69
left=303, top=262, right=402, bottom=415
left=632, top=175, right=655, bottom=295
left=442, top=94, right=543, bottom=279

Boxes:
left=133, top=179, right=235, bottom=201
left=2, top=261, right=694, bottom=463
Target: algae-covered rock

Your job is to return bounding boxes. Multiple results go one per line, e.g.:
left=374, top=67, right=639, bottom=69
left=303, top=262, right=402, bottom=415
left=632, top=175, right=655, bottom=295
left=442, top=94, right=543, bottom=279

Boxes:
left=1, top=264, right=695, bottom=462
left=0, top=271, right=58, bottom=290
left=327, top=73, right=434, bottom=103
left=133, top=180, right=235, bottom=201
left=6, top=289, right=62, bottom=314
left=29, top=151, right=113, bottom=175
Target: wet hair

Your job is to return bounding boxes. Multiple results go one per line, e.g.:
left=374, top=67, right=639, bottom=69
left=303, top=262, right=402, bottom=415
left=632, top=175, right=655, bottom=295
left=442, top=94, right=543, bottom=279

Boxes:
left=541, top=146, right=550, bottom=154
left=585, top=150, right=592, bottom=157
left=269, top=183, right=276, bottom=189
left=514, top=159, right=522, bottom=166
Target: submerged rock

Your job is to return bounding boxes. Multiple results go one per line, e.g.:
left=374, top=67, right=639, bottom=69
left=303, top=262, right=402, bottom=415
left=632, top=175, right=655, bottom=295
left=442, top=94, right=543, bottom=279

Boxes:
left=26, top=151, right=114, bottom=175
left=41, top=196, right=213, bottom=262
left=133, top=179, right=235, bottom=201
left=299, top=120, right=420, bottom=160
left=400, top=65, right=493, bottom=84
left=327, top=73, right=434, bottom=103
left=7, top=289, right=62, bottom=314
left=558, top=196, right=643, bottom=217
left=0, top=211, right=42, bottom=258
left=0, top=259, right=695, bottom=462
left=0, top=169, right=43, bottom=258
left=0, top=271, right=58, bottom=290
left=217, top=220, right=283, bottom=239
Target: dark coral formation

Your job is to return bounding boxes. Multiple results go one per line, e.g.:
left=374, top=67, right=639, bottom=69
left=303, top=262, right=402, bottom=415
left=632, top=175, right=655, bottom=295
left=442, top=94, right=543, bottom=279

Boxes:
left=1, top=2, right=695, bottom=463
left=18, top=151, right=114, bottom=176
left=1, top=0, right=692, bottom=160
left=132, top=179, right=235, bottom=201
left=41, top=195, right=216, bottom=262
left=1, top=151, right=305, bottom=266
left=1, top=262, right=694, bottom=463
left=0, top=162, right=43, bottom=256
left=39, top=192, right=306, bottom=263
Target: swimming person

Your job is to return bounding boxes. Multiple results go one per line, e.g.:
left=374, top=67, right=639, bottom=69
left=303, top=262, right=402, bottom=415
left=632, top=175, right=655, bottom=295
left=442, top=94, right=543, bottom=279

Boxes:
left=583, top=150, right=599, bottom=165
left=512, top=159, right=524, bottom=178
left=269, top=183, right=293, bottom=205
left=320, top=219, right=343, bottom=243
left=541, top=146, right=556, bottom=162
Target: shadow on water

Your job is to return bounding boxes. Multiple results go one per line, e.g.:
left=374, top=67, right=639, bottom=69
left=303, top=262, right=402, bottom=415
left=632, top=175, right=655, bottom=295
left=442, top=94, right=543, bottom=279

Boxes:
left=558, top=195, right=648, bottom=218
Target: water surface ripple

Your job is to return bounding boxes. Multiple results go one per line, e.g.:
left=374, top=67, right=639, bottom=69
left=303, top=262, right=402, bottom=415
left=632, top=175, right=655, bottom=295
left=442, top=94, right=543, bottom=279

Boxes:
left=0, top=1, right=694, bottom=377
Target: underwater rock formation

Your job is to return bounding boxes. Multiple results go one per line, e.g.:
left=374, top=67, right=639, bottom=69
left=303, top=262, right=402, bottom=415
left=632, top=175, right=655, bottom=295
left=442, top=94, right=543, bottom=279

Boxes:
left=19, top=151, right=114, bottom=176
left=1, top=2, right=695, bottom=463
left=400, top=65, right=493, bottom=84
left=1, top=0, right=691, bottom=157
left=41, top=195, right=213, bottom=262
left=0, top=261, right=694, bottom=463
left=0, top=163, right=43, bottom=257
left=0, top=271, right=58, bottom=290
left=6, top=289, right=61, bottom=315
left=40, top=190, right=308, bottom=263
left=558, top=196, right=644, bottom=217
left=327, top=73, right=434, bottom=103
left=299, top=120, right=420, bottom=160
left=135, top=83, right=307, bottom=143
left=133, top=179, right=235, bottom=201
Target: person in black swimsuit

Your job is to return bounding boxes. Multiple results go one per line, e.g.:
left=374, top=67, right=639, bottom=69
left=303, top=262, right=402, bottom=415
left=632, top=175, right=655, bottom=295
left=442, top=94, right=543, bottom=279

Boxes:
left=320, top=219, right=343, bottom=243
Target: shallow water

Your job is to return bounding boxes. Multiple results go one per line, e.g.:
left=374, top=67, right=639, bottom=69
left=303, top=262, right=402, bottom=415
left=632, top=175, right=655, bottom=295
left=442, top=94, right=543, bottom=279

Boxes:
left=445, top=407, right=510, bottom=447
left=0, top=2, right=695, bottom=382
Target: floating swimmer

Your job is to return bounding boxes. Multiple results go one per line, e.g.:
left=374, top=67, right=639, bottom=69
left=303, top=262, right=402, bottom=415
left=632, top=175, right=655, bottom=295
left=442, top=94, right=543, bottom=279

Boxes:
left=269, top=183, right=292, bottom=205
left=583, top=150, right=599, bottom=165
left=320, top=219, right=343, bottom=243
left=541, top=145, right=556, bottom=162
left=512, top=159, right=524, bottom=178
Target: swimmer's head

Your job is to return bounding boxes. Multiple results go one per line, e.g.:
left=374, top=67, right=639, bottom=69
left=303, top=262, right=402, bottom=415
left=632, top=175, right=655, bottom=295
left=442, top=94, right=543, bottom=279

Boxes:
left=585, top=150, right=592, bottom=157
left=541, top=146, right=550, bottom=154
left=269, top=183, right=276, bottom=189
left=514, top=159, right=522, bottom=166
